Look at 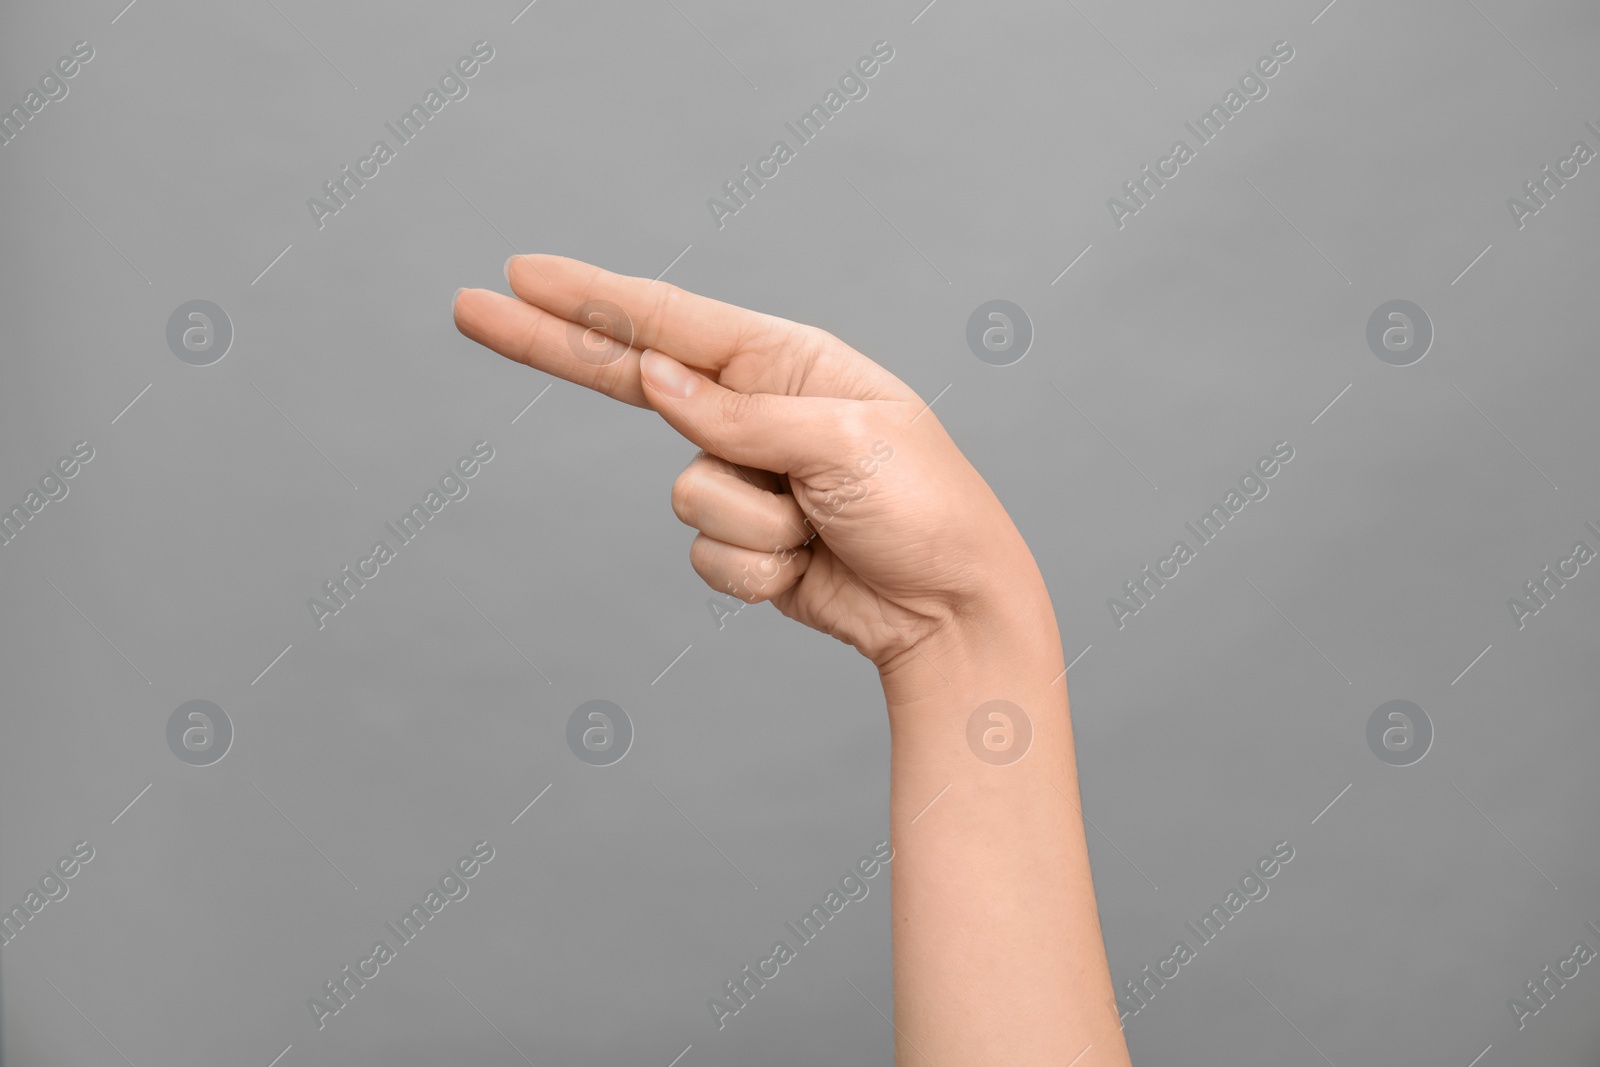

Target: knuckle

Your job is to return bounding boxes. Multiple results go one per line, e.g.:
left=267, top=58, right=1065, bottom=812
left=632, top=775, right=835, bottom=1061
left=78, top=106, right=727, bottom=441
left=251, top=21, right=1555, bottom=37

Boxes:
left=768, top=500, right=811, bottom=549
left=831, top=404, right=877, bottom=451
left=670, top=467, right=701, bottom=527
left=807, top=326, right=842, bottom=349
left=721, top=389, right=763, bottom=427
left=651, top=282, right=687, bottom=330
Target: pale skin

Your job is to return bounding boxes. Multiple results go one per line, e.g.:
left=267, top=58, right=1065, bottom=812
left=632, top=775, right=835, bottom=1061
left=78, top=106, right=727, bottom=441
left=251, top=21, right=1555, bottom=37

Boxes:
left=454, top=256, right=1133, bottom=1067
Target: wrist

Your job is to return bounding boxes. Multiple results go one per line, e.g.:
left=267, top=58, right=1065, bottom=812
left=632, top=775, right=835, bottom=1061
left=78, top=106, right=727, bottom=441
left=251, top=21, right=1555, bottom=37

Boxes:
left=877, top=567, right=1064, bottom=711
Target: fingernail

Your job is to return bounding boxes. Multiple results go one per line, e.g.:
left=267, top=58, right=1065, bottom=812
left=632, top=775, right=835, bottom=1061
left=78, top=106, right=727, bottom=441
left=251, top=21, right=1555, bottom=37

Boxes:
left=452, top=287, right=465, bottom=312
left=641, top=349, right=697, bottom=399
left=504, top=255, right=518, bottom=282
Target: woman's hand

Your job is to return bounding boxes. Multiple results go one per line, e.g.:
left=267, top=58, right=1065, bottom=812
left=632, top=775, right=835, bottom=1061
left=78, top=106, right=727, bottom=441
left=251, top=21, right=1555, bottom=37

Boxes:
left=454, top=255, right=1130, bottom=1067
left=453, top=255, right=1046, bottom=681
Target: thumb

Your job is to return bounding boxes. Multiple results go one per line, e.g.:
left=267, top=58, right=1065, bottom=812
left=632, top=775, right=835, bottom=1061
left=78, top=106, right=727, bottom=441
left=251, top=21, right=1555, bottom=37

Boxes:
left=639, top=348, right=848, bottom=474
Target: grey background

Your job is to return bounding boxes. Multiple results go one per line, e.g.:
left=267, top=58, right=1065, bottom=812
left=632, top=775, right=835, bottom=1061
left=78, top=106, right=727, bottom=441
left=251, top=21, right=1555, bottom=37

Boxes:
left=2, top=0, right=1598, bottom=1064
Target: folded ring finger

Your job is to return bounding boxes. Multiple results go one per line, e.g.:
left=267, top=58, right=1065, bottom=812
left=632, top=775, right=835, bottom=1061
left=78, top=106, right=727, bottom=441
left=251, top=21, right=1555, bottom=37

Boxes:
left=672, top=452, right=812, bottom=552
left=689, top=533, right=812, bottom=604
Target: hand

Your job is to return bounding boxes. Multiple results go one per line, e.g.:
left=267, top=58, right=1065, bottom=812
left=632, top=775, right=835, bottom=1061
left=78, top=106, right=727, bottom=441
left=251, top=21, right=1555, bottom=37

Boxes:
left=453, top=256, right=1046, bottom=679
left=454, top=256, right=1130, bottom=1067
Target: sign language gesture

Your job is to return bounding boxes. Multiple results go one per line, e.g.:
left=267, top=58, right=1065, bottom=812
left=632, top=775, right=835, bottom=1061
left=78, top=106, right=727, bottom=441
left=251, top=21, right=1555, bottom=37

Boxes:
left=453, top=256, right=1131, bottom=1067
left=454, top=255, right=1043, bottom=680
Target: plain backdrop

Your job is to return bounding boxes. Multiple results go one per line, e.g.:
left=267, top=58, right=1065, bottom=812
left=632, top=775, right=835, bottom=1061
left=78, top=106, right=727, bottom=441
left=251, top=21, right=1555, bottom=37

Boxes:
left=2, top=0, right=1598, bottom=1064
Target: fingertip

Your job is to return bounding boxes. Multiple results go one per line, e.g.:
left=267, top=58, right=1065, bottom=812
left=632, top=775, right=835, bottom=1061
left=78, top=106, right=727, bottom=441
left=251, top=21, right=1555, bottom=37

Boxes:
left=640, top=348, right=699, bottom=399
left=504, top=255, right=517, bottom=283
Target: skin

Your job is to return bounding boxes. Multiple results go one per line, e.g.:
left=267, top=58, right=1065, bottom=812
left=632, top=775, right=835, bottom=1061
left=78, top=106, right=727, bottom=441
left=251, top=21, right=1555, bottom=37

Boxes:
left=454, top=256, right=1133, bottom=1067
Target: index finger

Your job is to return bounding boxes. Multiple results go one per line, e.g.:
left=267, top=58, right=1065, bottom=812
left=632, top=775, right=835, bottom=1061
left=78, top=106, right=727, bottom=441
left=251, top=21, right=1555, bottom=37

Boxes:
left=453, top=286, right=651, bottom=407
left=506, top=254, right=788, bottom=370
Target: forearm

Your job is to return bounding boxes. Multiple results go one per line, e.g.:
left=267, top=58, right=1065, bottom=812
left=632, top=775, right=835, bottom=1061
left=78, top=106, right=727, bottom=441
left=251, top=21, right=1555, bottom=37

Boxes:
left=880, top=582, right=1131, bottom=1067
